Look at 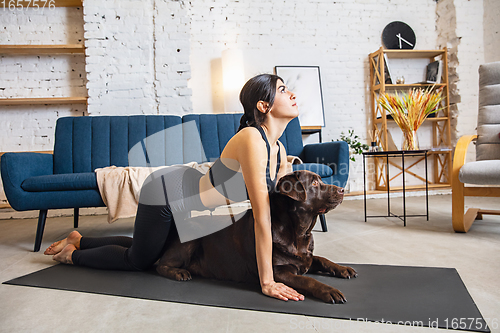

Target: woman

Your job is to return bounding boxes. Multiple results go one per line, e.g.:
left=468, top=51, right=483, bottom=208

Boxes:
left=44, top=74, right=304, bottom=302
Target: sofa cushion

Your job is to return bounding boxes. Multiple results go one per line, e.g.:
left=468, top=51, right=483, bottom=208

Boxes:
left=21, top=172, right=98, bottom=192
left=182, top=114, right=241, bottom=163
left=293, top=163, right=334, bottom=178
left=459, top=160, right=500, bottom=185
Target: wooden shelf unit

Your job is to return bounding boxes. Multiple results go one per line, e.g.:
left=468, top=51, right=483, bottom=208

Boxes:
left=368, top=47, right=452, bottom=191
left=0, top=45, right=87, bottom=105
left=49, top=0, right=82, bottom=6
left=0, top=97, right=87, bottom=106
left=1, top=0, right=82, bottom=7
left=0, top=14, right=86, bottom=108
left=0, top=44, right=84, bottom=55
left=0, top=0, right=85, bottom=107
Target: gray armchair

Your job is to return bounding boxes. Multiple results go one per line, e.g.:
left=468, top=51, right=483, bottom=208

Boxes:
left=452, top=61, right=500, bottom=232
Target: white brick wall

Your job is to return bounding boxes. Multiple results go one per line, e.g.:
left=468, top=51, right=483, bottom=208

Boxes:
left=83, top=0, right=192, bottom=115
left=155, top=0, right=193, bottom=115
left=83, top=0, right=156, bottom=115
left=454, top=0, right=484, bottom=143
left=483, top=0, right=500, bottom=63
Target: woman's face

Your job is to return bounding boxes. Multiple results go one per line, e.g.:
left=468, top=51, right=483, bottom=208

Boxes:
left=269, top=79, right=299, bottom=118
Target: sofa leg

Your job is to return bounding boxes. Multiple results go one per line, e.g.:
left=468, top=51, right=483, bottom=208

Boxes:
left=74, top=208, right=79, bottom=228
left=319, top=214, right=328, bottom=232
left=34, top=210, right=48, bottom=252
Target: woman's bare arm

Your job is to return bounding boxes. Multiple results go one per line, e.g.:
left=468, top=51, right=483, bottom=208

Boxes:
left=236, top=129, right=303, bottom=301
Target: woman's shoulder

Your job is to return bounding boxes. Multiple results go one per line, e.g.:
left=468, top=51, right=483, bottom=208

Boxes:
left=236, top=126, right=261, bottom=138
left=232, top=126, right=264, bottom=144
left=223, top=127, right=266, bottom=159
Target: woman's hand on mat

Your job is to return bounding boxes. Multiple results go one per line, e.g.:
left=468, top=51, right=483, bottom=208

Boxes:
left=261, top=281, right=304, bottom=301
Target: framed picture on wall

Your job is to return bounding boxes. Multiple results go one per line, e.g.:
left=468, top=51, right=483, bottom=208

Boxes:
left=274, top=66, right=325, bottom=128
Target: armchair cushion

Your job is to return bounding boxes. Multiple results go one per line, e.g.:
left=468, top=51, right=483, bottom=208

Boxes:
left=21, top=173, right=98, bottom=192
left=477, top=62, right=500, bottom=161
left=459, top=160, right=500, bottom=185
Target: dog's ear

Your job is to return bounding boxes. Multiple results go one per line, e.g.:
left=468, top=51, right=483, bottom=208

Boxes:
left=276, top=172, right=307, bottom=202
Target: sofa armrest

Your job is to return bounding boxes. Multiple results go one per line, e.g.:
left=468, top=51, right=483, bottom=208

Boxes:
left=452, top=135, right=477, bottom=187
left=302, top=141, right=350, bottom=186
left=302, top=141, right=349, bottom=167
left=1, top=152, right=54, bottom=210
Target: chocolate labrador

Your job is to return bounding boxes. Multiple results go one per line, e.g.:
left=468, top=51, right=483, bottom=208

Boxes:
left=156, top=170, right=357, bottom=303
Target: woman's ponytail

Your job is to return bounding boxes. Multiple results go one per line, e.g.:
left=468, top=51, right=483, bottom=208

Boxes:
left=237, top=113, right=248, bottom=132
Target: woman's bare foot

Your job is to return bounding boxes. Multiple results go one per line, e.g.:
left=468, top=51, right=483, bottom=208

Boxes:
left=44, top=230, right=82, bottom=255
left=52, top=244, right=76, bottom=265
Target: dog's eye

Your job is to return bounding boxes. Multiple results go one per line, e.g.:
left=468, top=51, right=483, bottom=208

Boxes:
left=312, top=180, right=319, bottom=186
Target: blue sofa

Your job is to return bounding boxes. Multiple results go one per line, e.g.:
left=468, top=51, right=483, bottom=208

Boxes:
left=1, top=114, right=349, bottom=251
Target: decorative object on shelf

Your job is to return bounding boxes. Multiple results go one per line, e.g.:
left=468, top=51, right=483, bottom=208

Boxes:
left=382, top=21, right=416, bottom=50
left=373, top=53, right=393, bottom=85
left=336, top=129, right=369, bottom=162
left=369, top=142, right=379, bottom=152
left=383, top=54, right=393, bottom=84
left=378, top=86, right=445, bottom=150
left=275, top=66, right=325, bottom=127
left=396, top=76, right=405, bottom=84
left=425, top=60, right=443, bottom=84
left=401, top=130, right=419, bottom=151
left=368, top=129, right=381, bottom=152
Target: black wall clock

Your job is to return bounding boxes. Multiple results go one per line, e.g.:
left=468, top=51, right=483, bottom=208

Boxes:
left=382, top=21, right=416, bottom=49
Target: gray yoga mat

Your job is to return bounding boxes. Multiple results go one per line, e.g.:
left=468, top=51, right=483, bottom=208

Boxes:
left=3, top=263, right=490, bottom=332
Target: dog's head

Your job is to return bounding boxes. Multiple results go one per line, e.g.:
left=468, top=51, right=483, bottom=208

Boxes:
left=274, top=170, right=344, bottom=216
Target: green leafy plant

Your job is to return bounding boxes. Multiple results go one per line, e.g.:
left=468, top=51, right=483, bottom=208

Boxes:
left=336, top=129, right=369, bottom=162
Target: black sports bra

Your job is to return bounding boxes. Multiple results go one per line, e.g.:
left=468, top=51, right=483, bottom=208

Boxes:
left=209, top=126, right=281, bottom=202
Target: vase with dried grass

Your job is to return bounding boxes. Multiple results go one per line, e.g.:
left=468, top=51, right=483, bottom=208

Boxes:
left=378, top=86, right=445, bottom=151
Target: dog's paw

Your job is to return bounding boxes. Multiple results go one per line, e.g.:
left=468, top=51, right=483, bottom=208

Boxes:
left=157, top=266, right=192, bottom=281
left=317, top=287, right=347, bottom=304
left=173, top=269, right=192, bottom=281
left=334, top=265, right=358, bottom=279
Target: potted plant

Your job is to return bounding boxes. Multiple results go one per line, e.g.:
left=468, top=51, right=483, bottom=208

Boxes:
left=336, top=129, right=369, bottom=162
left=378, top=86, right=445, bottom=150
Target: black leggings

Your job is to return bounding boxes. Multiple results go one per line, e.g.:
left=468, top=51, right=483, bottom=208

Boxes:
left=72, top=203, right=173, bottom=271
left=71, top=166, right=206, bottom=271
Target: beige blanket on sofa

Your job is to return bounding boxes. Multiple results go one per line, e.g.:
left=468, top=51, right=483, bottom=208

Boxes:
left=95, top=156, right=302, bottom=223
left=95, top=162, right=213, bottom=223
